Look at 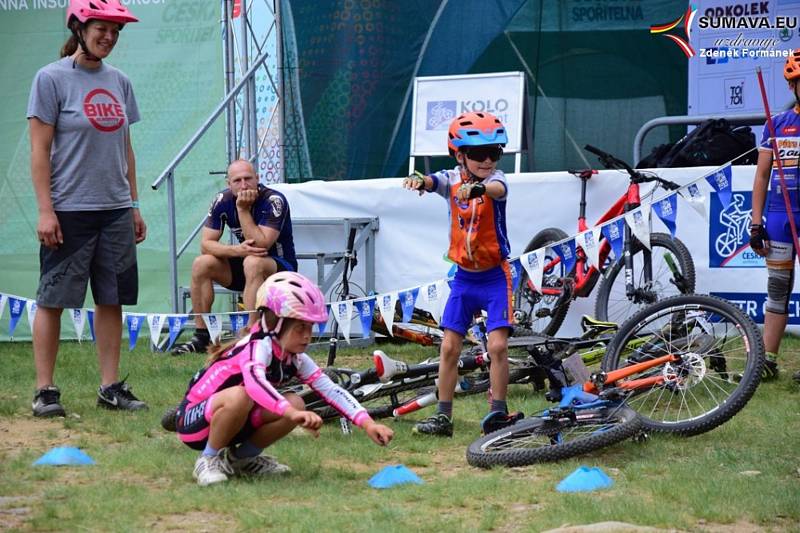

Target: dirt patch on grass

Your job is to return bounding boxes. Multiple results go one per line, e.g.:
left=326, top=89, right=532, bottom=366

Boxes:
left=147, top=511, right=230, bottom=532
left=696, top=520, right=773, bottom=532
left=0, top=415, right=114, bottom=461
left=0, top=496, right=35, bottom=532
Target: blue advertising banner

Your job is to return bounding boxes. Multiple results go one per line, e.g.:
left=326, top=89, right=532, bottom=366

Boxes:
left=708, top=190, right=765, bottom=268
left=711, top=292, right=800, bottom=325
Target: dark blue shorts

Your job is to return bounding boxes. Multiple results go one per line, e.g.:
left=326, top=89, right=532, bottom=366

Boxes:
left=225, top=255, right=294, bottom=292
left=440, top=264, right=514, bottom=336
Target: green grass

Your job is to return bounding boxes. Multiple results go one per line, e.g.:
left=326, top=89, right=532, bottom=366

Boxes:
left=0, top=338, right=799, bottom=532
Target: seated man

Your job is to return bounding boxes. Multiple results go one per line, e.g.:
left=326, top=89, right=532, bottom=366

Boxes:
left=172, top=159, right=297, bottom=354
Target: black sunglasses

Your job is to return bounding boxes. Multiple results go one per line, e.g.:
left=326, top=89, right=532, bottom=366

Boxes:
left=464, top=145, right=503, bottom=162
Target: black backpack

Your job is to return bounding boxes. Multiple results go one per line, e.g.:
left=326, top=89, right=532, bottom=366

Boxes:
left=637, top=118, right=757, bottom=168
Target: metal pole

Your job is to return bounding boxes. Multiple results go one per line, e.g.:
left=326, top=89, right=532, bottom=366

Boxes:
left=224, top=0, right=237, bottom=163
left=275, top=0, right=285, bottom=182
left=166, top=171, right=179, bottom=312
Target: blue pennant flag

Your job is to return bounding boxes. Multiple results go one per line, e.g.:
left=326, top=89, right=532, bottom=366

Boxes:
left=354, top=298, right=376, bottom=339
left=126, top=314, right=145, bottom=351
left=87, top=310, right=96, bottom=342
left=508, top=258, right=522, bottom=292
left=705, top=164, right=732, bottom=210
left=7, top=297, right=26, bottom=337
left=653, top=194, right=678, bottom=238
left=317, top=304, right=330, bottom=335
left=166, top=315, right=188, bottom=351
left=601, top=218, right=625, bottom=262
left=398, top=287, right=419, bottom=323
left=554, top=238, right=577, bottom=274
left=230, top=313, right=248, bottom=334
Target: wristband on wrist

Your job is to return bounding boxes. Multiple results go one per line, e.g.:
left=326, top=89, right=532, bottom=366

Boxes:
left=131, top=200, right=140, bottom=209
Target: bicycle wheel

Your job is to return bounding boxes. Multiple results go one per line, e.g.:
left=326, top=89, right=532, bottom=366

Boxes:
left=466, top=404, right=641, bottom=468
left=594, top=233, right=695, bottom=326
left=515, top=228, right=572, bottom=336
left=601, top=294, right=764, bottom=436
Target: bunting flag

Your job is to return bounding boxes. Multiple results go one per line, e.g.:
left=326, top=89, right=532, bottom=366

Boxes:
left=201, top=314, right=224, bottom=344
left=126, top=314, right=145, bottom=351
left=508, top=258, right=522, bottom=293
left=680, top=182, right=708, bottom=221
left=26, top=301, right=38, bottom=334
left=333, top=300, right=353, bottom=342
left=229, top=313, right=248, bottom=334
left=166, top=315, right=188, bottom=351
left=378, top=292, right=397, bottom=335
left=398, top=287, right=420, bottom=323
left=7, top=296, right=26, bottom=337
left=555, top=239, right=577, bottom=274
left=71, top=308, right=86, bottom=342
left=601, top=218, right=625, bottom=262
left=653, top=193, right=678, bottom=238
left=354, top=298, right=376, bottom=339
left=578, top=227, right=602, bottom=270
left=520, top=249, right=544, bottom=294
left=316, top=304, right=331, bottom=335
left=705, top=163, right=733, bottom=210
left=0, top=293, right=7, bottom=321
left=421, top=279, right=449, bottom=322
left=147, top=313, right=166, bottom=350
left=625, top=206, right=651, bottom=250
left=87, top=310, right=96, bottom=342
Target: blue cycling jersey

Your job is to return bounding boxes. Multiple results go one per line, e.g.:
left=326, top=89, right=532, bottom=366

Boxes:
left=760, top=107, right=800, bottom=213
left=205, top=184, right=297, bottom=270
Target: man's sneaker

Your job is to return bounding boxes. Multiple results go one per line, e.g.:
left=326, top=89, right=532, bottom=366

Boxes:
left=481, top=411, right=524, bottom=435
left=171, top=335, right=210, bottom=356
left=97, top=380, right=148, bottom=411
left=412, top=413, right=453, bottom=437
left=32, top=386, right=66, bottom=418
left=160, top=404, right=180, bottom=432
left=193, top=453, right=234, bottom=486
left=762, top=358, right=779, bottom=381
left=793, top=370, right=800, bottom=384
left=223, top=448, right=290, bottom=476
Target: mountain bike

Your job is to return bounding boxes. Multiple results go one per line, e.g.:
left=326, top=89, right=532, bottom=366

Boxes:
left=467, top=293, right=764, bottom=467
left=515, top=145, right=695, bottom=336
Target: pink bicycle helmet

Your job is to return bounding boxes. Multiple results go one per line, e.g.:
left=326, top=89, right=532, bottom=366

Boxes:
left=66, top=0, right=139, bottom=27
left=256, top=272, right=328, bottom=324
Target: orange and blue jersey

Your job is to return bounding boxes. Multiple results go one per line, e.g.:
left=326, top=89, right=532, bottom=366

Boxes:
left=760, top=106, right=800, bottom=213
left=429, top=167, right=510, bottom=271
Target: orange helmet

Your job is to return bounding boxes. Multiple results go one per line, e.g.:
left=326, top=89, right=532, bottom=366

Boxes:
left=785, top=49, right=800, bottom=81
left=447, top=112, right=507, bottom=156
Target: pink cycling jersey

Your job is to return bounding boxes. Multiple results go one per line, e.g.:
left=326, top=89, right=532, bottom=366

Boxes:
left=182, top=326, right=371, bottom=427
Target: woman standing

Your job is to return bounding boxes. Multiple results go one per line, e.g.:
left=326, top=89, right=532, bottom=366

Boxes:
left=27, top=0, right=147, bottom=417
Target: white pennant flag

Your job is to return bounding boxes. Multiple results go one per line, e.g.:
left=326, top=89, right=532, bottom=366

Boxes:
left=421, top=280, right=450, bottom=323
left=680, top=182, right=708, bottom=221
left=147, top=313, right=167, bottom=348
left=332, top=300, right=353, bottom=343
left=70, top=308, right=86, bottom=342
left=0, top=293, right=7, bottom=322
left=625, top=206, right=651, bottom=250
left=378, top=292, right=398, bottom=336
left=26, top=300, right=37, bottom=334
left=520, top=249, right=545, bottom=293
left=578, top=227, right=602, bottom=270
left=201, top=314, right=224, bottom=344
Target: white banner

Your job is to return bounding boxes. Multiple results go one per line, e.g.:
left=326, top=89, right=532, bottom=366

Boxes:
left=26, top=301, right=37, bottom=334
left=333, top=300, right=353, bottom=343
left=411, top=71, right=525, bottom=156
left=201, top=314, right=224, bottom=344
left=147, top=314, right=167, bottom=348
left=520, top=249, right=545, bottom=294
left=578, top=227, right=602, bottom=270
left=70, top=309, right=86, bottom=342
left=378, top=292, right=398, bottom=336
left=625, top=206, right=652, bottom=250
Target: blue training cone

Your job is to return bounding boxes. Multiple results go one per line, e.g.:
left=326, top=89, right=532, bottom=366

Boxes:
left=368, top=464, right=424, bottom=489
left=33, top=447, right=96, bottom=466
left=556, top=466, right=613, bottom=493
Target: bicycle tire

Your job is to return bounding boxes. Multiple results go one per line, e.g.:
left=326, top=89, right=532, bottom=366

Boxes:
left=594, top=233, right=695, bottom=325
left=466, top=404, right=641, bottom=468
left=600, top=293, right=764, bottom=436
left=515, top=228, right=572, bottom=336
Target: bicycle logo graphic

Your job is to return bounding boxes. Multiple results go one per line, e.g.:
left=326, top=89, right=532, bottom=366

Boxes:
left=715, top=193, right=754, bottom=258
left=426, top=101, right=456, bottom=130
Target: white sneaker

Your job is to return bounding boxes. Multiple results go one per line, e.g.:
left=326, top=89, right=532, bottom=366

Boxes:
left=224, top=448, right=291, bottom=476
left=193, top=453, right=233, bottom=486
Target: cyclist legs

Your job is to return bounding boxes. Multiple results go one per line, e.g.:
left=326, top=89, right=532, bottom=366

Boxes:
left=437, top=329, right=464, bottom=402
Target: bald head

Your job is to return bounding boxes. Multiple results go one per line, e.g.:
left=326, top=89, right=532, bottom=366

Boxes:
left=226, top=159, right=258, bottom=195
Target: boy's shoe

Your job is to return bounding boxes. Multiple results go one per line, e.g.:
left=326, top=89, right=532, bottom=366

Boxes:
left=160, top=404, right=180, bottom=432
left=412, top=413, right=453, bottom=437
left=761, top=357, right=779, bottom=381
left=193, top=453, right=234, bottom=486
left=97, top=380, right=148, bottom=411
left=481, top=411, right=524, bottom=435
left=171, top=335, right=210, bottom=355
left=223, top=448, right=291, bottom=476
left=32, top=386, right=66, bottom=418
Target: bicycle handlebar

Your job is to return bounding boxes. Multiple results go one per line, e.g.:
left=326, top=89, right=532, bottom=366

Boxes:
left=583, top=145, right=680, bottom=191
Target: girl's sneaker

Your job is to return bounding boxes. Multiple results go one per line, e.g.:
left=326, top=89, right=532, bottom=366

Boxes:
left=223, top=448, right=291, bottom=476
left=193, top=453, right=234, bottom=486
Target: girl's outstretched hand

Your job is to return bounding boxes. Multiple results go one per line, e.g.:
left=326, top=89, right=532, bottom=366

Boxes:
left=363, top=420, right=394, bottom=446
left=288, top=408, right=323, bottom=437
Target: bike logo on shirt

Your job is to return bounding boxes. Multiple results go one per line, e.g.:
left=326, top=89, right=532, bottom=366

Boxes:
left=83, top=88, right=125, bottom=132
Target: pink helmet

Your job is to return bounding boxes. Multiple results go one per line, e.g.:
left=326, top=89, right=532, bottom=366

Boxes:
left=67, top=0, right=139, bottom=27
left=256, top=272, right=328, bottom=324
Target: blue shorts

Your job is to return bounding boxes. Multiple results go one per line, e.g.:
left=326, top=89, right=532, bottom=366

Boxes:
left=440, top=264, right=514, bottom=336
left=765, top=209, right=800, bottom=264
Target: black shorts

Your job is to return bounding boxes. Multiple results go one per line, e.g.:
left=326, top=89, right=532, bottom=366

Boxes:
left=176, top=396, right=260, bottom=450
left=37, top=209, right=137, bottom=308
left=223, top=256, right=295, bottom=292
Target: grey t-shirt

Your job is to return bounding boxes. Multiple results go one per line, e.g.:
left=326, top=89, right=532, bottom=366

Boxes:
left=27, top=57, right=140, bottom=211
